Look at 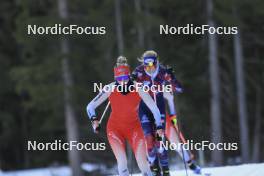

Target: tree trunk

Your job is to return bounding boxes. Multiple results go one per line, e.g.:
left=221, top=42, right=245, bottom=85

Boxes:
left=58, top=0, right=83, bottom=175
left=207, top=0, right=223, bottom=165
left=252, top=88, right=261, bottom=162
left=144, top=0, right=153, bottom=49
left=115, top=0, right=124, bottom=54
left=233, top=31, right=250, bottom=163
left=134, top=0, right=145, bottom=48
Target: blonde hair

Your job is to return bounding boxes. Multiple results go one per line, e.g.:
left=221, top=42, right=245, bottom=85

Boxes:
left=116, top=56, right=128, bottom=66
left=138, top=50, right=158, bottom=62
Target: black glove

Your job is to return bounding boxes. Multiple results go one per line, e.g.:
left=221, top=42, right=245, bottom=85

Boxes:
left=166, top=65, right=174, bottom=75
left=130, top=73, right=137, bottom=82
left=156, top=126, right=164, bottom=141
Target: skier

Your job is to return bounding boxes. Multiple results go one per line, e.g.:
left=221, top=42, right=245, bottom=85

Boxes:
left=132, top=50, right=202, bottom=175
left=163, top=91, right=202, bottom=174
left=131, top=50, right=184, bottom=176
left=86, top=56, right=164, bottom=176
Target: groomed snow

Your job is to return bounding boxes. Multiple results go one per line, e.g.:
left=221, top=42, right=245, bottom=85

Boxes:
left=124, top=163, right=264, bottom=176
left=0, top=163, right=263, bottom=176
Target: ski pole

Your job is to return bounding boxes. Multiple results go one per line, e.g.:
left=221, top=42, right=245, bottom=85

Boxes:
left=173, top=122, right=194, bottom=159
left=174, top=125, right=187, bottom=144
left=94, top=101, right=110, bottom=132
left=99, top=101, right=110, bottom=124
left=175, top=119, right=189, bottom=176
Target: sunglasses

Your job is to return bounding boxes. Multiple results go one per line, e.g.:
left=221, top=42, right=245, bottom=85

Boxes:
left=143, top=57, right=157, bottom=66
left=115, top=75, right=130, bottom=81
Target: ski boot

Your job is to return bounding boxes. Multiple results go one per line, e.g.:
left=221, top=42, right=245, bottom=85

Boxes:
left=188, top=161, right=201, bottom=175
left=150, top=164, right=161, bottom=176
left=162, top=166, right=170, bottom=176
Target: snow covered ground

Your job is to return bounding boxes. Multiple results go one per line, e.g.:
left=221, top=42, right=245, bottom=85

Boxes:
left=0, top=163, right=263, bottom=176
left=0, top=163, right=108, bottom=176
left=125, top=163, right=264, bottom=176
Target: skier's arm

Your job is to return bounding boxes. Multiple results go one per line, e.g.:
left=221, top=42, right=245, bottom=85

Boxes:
left=165, top=66, right=183, bottom=93
left=86, top=83, right=114, bottom=120
left=137, top=88, right=162, bottom=128
left=163, top=91, right=176, bottom=115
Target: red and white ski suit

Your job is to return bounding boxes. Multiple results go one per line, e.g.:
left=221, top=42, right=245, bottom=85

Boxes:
left=87, top=82, right=162, bottom=176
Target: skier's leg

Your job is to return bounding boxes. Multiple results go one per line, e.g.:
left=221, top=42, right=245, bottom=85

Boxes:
left=140, top=116, right=157, bottom=166
left=128, top=123, right=152, bottom=176
left=107, top=126, right=129, bottom=176
left=139, top=101, right=157, bottom=165
left=155, top=135, right=169, bottom=175
left=139, top=101, right=160, bottom=175
left=156, top=93, right=170, bottom=175
left=145, top=134, right=161, bottom=176
left=155, top=122, right=169, bottom=169
left=155, top=139, right=169, bottom=175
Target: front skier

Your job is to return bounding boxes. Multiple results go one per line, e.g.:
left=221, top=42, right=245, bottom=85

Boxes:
left=86, top=56, right=164, bottom=176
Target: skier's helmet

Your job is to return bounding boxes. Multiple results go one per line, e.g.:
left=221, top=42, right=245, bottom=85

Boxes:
left=114, top=56, right=130, bottom=84
left=141, top=50, right=158, bottom=75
